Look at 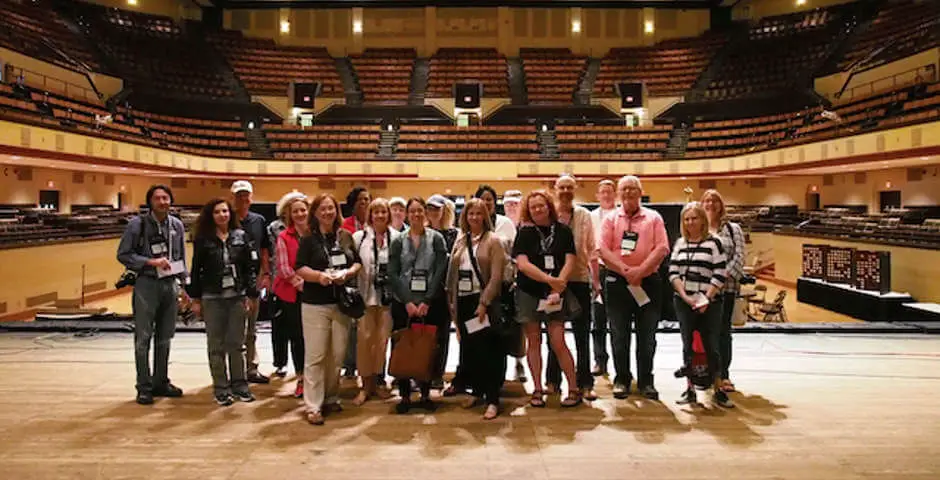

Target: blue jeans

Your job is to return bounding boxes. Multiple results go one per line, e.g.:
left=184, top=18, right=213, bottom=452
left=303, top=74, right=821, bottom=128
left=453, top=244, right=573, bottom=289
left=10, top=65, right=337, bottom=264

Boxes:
left=132, top=276, right=178, bottom=393
left=604, top=272, right=662, bottom=388
left=203, top=296, right=249, bottom=396
left=719, top=291, right=736, bottom=380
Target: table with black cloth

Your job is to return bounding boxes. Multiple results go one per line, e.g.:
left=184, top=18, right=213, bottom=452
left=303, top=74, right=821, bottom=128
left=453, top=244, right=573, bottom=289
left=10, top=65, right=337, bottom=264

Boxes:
left=796, top=277, right=915, bottom=322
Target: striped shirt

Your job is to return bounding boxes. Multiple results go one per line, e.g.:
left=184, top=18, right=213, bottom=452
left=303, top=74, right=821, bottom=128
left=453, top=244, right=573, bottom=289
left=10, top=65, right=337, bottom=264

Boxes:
left=668, top=236, right=727, bottom=296
left=712, top=221, right=745, bottom=293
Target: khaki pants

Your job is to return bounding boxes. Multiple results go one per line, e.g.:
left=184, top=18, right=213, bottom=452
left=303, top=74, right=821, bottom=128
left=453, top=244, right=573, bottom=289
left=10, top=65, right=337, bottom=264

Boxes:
left=357, top=306, right=392, bottom=378
left=301, top=303, right=351, bottom=413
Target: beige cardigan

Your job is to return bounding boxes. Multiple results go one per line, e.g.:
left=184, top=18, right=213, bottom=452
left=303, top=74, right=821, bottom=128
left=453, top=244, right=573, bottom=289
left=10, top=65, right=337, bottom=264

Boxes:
left=445, top=230, right=506, bottom=323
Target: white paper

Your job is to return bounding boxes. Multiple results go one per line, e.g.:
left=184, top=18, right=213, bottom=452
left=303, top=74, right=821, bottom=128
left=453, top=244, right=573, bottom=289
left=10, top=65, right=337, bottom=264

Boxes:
left=691, top=292, right=709, bottom=309
left=537, top=297, right=563, bottom=313
left=628, top=285, right=650, bottom=307
left=158, top=260, right=185, bottom=278
left=465, top=315, right=491, bottom=334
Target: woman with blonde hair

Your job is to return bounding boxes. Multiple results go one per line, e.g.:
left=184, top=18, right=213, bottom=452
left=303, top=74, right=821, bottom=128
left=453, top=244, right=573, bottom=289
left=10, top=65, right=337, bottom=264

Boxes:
left=445, top=198, right=507, bottom=419
left=272, top=192, right=309, bottom=398
left=667, top=202, right=732, bottom=408
left=351, top=198, right=400, bottom=405
left=701, top=189, right=745, bottom=392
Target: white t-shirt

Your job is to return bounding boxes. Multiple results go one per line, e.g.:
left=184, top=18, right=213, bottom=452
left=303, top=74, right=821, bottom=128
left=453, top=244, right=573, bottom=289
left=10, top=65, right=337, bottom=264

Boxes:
left=457, top=237, right=482, bottom=296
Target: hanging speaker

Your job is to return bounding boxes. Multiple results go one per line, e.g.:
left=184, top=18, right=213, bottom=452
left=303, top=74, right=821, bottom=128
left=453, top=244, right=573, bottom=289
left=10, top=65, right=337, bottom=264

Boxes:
left=290, top=81, right=321, bottom=109
left=616, top=82, right=644, bottom=109
left=454, top=82, right=482, bottom=109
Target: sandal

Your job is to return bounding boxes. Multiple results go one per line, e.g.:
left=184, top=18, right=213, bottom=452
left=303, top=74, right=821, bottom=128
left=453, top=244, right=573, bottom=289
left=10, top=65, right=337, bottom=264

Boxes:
left=462, top=396, right=484, bottom=409
left=529, top=390, right=546, bottom=408
left=352, top=390, right=369, bottom=407
left=483, top=404, right=499, bottom=420
left=306, top=411, right=324, bottom=425
left=561, top=390, right=583, bottom=408
left=720, top=379, right=736, bottom=393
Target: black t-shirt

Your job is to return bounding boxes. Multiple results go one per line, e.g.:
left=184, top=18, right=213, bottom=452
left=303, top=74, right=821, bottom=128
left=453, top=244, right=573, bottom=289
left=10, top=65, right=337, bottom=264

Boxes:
left=239, top=211, right=272, bottom=255
left=295, top=229, right=360, bottom=305
left=511, top=222, right=575, bottom=297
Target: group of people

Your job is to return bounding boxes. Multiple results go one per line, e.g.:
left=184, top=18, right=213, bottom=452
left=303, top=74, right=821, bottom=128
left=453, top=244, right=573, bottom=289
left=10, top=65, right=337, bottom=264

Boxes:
left=117, top=174, right=746, bottom=425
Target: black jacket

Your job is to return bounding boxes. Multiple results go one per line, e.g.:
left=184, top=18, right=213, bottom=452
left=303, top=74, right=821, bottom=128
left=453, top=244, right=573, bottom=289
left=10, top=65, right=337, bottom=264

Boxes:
left=187, top=229, right=259, bottom=299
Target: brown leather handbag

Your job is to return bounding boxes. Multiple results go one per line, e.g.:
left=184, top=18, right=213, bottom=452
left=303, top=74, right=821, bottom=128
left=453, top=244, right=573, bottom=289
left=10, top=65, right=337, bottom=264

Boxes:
left=388, top=322, right=438, bottom=381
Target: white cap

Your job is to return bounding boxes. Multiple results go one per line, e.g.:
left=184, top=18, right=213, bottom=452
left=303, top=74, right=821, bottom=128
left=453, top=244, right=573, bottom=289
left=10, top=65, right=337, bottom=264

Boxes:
left=389, top=196, right=407, bottom=208
left=503, top=190, right=523, bottom=204
left=276, top=190, right=306, bottom=218
left=231, top=180, right=253, bottom=194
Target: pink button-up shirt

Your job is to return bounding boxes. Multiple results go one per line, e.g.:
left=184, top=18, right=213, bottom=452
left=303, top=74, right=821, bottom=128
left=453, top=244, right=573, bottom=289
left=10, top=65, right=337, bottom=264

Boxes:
left=600, top=206, right=670, bottom=273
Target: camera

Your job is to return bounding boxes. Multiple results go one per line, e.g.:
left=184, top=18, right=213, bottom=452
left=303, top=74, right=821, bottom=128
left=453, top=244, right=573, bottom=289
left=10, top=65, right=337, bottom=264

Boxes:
left=115, top=269, right=138, bottom=289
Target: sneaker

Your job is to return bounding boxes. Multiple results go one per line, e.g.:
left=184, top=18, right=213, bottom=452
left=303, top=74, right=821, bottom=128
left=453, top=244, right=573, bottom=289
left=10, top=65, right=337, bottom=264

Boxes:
left=215, top=393, right=234, bottom=406
left=395, top=400, right=412, bottom=415
left=273, top=367, right=288, bottom=378
left=294, top=380, right=304, bottom=399
left=416, top=398, right=438, bottom=412
left=136, top=391, right=154, bottom=405
left=591, top=364, right=608, bottom=377
left=233, top=390, right=255, bottom=403
left=152, top=383, right=183, bottom=398
left=714, top=390, right=735, bottom=408
left=612, top=383, right=629, bottom=399
left=640, top=385, right=660, bottom=401
left=676, top=389, right=697, bottom=405
left=247, top=372, right=270, bottom=384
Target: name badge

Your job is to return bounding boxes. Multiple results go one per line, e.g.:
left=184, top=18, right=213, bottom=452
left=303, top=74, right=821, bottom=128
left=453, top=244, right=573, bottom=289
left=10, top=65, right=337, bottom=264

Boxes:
left=222, top=265, right=237, bottom=289
left=250, top=250, right=258, bottom=261
left=621, top=231, right=639, bottom=255
left=411, top=269, right=428, bottom=293
left=458, top=270, right=473, bottom=293
left=151, top=243, right=167, bottom=255
left=329, top=248, right=347, bottom=268
left=543, top=254, right=555, bottom=271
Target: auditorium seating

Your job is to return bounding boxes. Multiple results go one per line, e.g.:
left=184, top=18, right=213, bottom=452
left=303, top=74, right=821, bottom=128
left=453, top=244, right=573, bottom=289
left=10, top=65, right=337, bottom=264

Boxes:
left=837, top=0, right=940, bottom=72
left=427, top=49, right=509, bottom=98
left=116, top=108, right=252, bottom=158
left=594, top=33, right=727, bottom=98
left=395, top=125, right=538, bottom=161
left=520, top=48, right=586, bottom=104
left=75, top=4, right=237, bottom=100
left=207, top=30, right=344, bottom=97
left=686, top=111, right=810, bottom=158
left=350, top=49, right=415, bottom=104
left=794, top=207, right=940, bottom=247
left=554, top=125, right=670, bottom=161
left=0, top=0, right=100, bottom=72
left=704, top=8, right=843, bottom=100
left=264, top=124, right=381, bottom=160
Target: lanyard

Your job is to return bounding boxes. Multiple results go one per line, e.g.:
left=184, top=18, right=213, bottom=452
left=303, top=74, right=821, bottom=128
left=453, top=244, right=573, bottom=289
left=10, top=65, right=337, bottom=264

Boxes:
left=536, top=224, right=555, bottom=254
left=371, top=228, right=390, bottom=266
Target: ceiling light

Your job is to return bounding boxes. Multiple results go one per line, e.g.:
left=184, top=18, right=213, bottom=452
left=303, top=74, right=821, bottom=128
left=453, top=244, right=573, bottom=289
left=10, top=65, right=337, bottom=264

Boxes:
left=571, top=20, right=581, bottom=33
left=352, top=20, right=363, bottom=34
left=644, top=21, right=654, bottom=34
left=280, top=20, right=290, bottom=33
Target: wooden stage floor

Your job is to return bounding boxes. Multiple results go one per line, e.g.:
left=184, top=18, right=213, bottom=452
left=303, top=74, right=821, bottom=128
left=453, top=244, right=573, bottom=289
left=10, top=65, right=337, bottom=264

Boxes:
left=0, top=331, right=937, bottom=479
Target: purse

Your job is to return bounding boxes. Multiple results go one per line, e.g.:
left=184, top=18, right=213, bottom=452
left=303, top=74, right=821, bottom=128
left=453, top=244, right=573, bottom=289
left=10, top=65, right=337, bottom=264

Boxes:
left=467, top=234, right=524, bottom=357
left=336, top=285, right=365, bottom=319
left=388, top=321, right=438, bottom=381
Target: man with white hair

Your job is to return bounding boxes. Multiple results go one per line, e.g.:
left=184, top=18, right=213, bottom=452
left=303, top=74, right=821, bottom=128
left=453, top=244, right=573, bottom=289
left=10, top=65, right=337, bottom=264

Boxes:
left=599, top=175, right=669, bottom=400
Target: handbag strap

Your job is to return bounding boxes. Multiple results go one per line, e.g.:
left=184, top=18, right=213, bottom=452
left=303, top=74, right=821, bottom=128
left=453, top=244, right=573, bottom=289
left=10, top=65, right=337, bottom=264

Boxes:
left=465, top=233, right=485, bottom=287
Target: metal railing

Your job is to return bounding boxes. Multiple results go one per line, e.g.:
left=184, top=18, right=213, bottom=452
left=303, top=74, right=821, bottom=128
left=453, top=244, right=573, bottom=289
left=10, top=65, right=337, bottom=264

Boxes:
left=3, top=64, right=103, bottom=104
left=832, top=64, right=937, bottom=102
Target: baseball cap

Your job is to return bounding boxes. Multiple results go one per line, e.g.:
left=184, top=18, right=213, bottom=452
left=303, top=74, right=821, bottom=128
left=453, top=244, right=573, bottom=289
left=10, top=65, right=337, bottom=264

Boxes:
left=389, top=196, right=406, bottom=208
left=427, top=194, right=447, bottom=208
left=231, top=180, right=253, bottom=194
